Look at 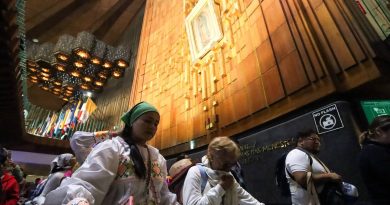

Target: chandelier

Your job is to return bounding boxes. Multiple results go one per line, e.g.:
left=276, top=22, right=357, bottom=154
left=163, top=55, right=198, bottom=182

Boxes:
left=26, top=31, right=131, bottom=102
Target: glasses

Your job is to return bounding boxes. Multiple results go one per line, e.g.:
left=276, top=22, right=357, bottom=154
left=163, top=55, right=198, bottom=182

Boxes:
left=306, top=136, right=321, bottom=142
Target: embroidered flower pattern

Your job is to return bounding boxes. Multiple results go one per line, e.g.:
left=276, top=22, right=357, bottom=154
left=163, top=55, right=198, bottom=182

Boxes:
left=117, top=155, right=135, bottom=178
left=151, top=161, right=162, bottom=178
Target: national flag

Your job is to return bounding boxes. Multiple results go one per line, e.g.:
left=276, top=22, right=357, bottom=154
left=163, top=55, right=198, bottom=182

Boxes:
left=71, top=100, right=82, bottom=128
left=80, top=97, right=97, bottom=123
left=64, top=104, right=77, bottom=132
left=43, top=113, right=57, bottom=136
left=77, top=100, right=87, bottom=122
left=54, top=109, right=65, bottom=137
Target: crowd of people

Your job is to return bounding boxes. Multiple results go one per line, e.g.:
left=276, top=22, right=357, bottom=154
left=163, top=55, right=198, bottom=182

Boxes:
left=0, top=102, right=389, bottom=205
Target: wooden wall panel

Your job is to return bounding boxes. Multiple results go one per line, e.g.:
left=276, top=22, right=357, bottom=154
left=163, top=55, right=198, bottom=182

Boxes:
left=130, top=0, right=382, bottom=153
left=262, top=66, right=286, bottom=104
left=279, top=50, right=309, bottom=94
left=257, top=39, right=276, bottom=74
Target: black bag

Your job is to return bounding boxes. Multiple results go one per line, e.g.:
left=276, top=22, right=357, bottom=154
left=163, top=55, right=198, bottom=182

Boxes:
left=275, top=153, right=291, bottom=196
left=318, top=182, right=346, bottom=205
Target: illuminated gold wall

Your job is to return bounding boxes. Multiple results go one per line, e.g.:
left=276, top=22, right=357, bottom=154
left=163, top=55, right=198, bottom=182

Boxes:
left=130, top=0, right=382, bottom=154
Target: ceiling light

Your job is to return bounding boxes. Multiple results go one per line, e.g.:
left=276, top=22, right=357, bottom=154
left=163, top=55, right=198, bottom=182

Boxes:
left=41, top=72, right=50, bottom=78
left=91, top=58, right=101, bottom=65
left=80, top=84, right=90, bottom=90
left=112, top=69, right=123, bottom=78
left=41, top=76, right=49, bottom=81
left=28, top=67, right=38, bottom=72
left=102, top=62, right=112, bottom=69
left=71, top=70, right=81, bottom=78
left=117, top=60, right=127, bottom=68
left=73, top=31, right=94, bottom=59
left=26, top=31, right=129, bottom=101
left=83, top=76, right=92, bottom=82
left=115, top=46, right=130, bottom=68
left=95, top=81, right=103, bottom=86
left=53, top=80, right=62, bottom=86
left=74, top=61, right=85, bottom=68
left=41, top=67, right=51, bottom=73
left=55, top=64, right=66, bottom=72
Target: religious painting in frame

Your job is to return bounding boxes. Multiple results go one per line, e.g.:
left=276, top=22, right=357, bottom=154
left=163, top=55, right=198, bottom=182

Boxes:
left=185, top=0, right=223, bottom=63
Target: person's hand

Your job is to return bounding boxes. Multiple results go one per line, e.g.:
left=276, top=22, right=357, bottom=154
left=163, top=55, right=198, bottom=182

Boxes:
left=220, top=175, right=234, bottom=190
left=328, top=172, right=342, bottom=183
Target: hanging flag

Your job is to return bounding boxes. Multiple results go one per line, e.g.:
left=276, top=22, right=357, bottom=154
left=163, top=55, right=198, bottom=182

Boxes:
left=54, top=109, right=66, bottom=137
left=80, top=97, right=97, bottom=123
left=64, top=104, right=76, bottom=132
left=71, top=100, right=82, bottom=128
left=77, top=100, right=87, bottom=122
left=43, top=113, right=57, bottom=136
left=38, top=113, right=51, bottom=136
left=60, top=108, right=71, bottom=130
left=45, top=113, right=58, bottom=138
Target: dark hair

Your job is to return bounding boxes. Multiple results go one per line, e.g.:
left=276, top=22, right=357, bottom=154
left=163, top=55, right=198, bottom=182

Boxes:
left=0, top=147, right=7, bottom=165
left=360, top=115, right=390, bottom=144
left=122, top=125, right=147, bottom=179
left=51, top=163, right=65, bottom=174
left=295, top=129, right=318, bottom=146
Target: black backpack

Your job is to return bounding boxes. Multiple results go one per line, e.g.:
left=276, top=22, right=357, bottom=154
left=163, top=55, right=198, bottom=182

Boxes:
left=275, top=149, right=313, bottom=197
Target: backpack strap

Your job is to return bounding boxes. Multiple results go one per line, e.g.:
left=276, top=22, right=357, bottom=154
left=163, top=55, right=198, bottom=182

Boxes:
left=295, top=147, right=313, bottom=166
left=196, top=164, right=208, bottom=194
left=287, top=148, right=314, bottom=180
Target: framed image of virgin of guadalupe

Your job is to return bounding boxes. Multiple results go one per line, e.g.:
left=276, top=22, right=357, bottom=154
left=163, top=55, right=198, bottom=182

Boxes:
left=185, top=0, right=223, bottom=63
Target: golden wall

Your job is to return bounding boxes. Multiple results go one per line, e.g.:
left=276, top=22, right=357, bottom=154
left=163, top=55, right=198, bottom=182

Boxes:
left=130, top=0, right=382, bottom=154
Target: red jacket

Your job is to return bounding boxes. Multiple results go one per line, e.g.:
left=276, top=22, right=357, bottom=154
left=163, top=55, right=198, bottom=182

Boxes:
left=0, top=172, right=19, bottom=205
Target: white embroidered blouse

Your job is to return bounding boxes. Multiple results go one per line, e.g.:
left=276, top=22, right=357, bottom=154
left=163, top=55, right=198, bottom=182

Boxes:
left=43, top=131, right=179, bottom=205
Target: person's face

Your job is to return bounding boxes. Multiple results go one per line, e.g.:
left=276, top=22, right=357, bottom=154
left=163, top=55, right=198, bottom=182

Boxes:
left=375, top=124, right=390, bottom=144
left=131, top=112, right=160, bottom=144
left=209, top=150, right=238, bottom=172
left=300, top=134, right=321, bottom=154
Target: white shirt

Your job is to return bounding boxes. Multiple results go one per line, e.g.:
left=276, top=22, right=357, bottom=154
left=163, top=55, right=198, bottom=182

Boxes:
left=285, top=149, right=326, bottom=205
left=182, top=157, right=264, bottom=205
left=44, top=132, right=178, bottom=205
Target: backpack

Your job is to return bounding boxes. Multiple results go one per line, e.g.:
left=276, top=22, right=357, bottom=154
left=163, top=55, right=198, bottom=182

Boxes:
left=275, top=149, right=313, bottom=197
left=168, top=163, right=208, bottom=204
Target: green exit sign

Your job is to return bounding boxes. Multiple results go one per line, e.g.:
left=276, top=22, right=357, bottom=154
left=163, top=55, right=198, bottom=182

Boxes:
left=361, top=100, right=390, bottom=123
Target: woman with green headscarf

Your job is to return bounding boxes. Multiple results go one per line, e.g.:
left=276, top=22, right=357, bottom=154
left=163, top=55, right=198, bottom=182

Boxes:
left=43, top=102, right=179, bottom=205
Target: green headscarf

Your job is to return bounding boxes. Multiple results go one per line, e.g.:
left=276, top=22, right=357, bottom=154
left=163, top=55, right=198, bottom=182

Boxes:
left=121, top=102, right=159, bottom=127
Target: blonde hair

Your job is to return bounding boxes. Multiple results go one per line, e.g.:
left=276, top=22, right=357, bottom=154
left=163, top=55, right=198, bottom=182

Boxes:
left=208, top=136, right=240, bottom=158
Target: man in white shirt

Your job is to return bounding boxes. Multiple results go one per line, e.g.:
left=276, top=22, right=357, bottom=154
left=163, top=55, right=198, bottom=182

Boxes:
left=285, top=130, right=342, bottom=205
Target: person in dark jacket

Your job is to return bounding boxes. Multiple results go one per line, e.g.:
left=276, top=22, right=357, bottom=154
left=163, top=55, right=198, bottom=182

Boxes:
left=359, top=115, right=390, bottom=205
left=0, top=146, right=19, bottom=205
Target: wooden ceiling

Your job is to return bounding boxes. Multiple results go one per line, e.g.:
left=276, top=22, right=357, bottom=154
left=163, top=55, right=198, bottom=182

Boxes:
left=0, top=0, right=144, bottom=155
left=26, top=0, right=145, bottom=110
